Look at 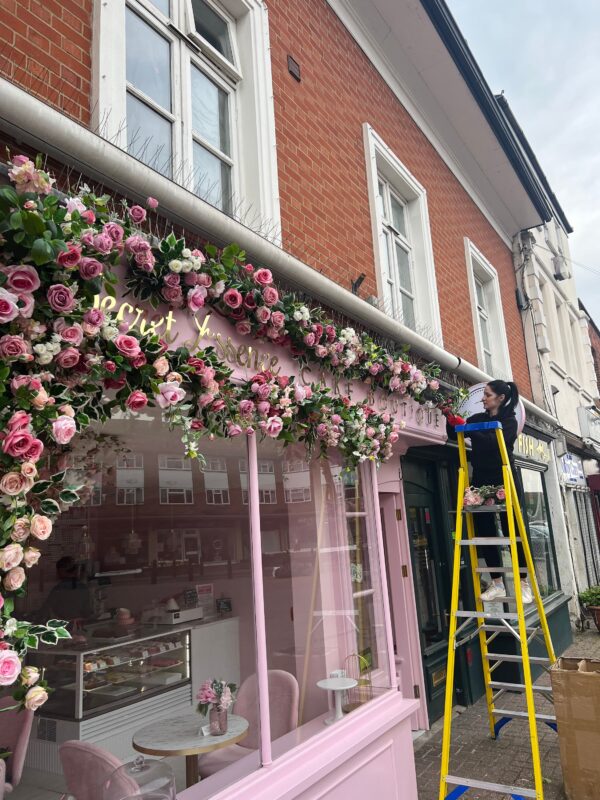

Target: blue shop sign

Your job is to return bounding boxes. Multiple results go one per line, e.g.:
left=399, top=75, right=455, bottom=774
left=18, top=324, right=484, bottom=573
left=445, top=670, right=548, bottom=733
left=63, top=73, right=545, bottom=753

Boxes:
left=560, top=453, right=586, bottom=487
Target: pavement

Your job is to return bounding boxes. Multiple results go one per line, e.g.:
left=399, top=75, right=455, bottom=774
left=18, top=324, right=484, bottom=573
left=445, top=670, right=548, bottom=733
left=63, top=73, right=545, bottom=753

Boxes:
left=414, top=626, right=600, bottom=799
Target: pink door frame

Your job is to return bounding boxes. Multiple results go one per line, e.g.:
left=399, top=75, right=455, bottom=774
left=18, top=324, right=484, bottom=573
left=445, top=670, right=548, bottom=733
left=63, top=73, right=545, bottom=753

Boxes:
left=379, top=491, right=428, bottom=731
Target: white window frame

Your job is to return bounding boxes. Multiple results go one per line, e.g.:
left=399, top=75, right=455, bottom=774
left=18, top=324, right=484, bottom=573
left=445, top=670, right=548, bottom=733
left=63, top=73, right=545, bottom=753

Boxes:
left=159, top=486, right=194, bottom=504
left=93, top=0, right=281, bottom=230
left=284, top=486, right=312, bottom=504
left=116, top=487, right=145, bottom=505
left=117, top=454, right=144, bottom=469
left=465, top=239, right=512, bottom=380
left=363, top=123, right=442, bottom=344
left=206, top=487, right=230, bottom=504
left=159, top=454, right=192, bottom=470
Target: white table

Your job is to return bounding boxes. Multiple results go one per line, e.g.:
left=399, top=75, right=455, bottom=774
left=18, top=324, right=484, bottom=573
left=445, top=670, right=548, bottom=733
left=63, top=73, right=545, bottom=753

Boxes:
left=317, top=677, right=358, bottom=724
left=133, top=713, right=248, bottom=787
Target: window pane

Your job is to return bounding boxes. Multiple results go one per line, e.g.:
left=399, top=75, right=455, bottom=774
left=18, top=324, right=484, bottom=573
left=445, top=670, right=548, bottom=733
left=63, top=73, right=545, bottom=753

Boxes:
left=520, top=469, right=560, bottom=596
left=258, top=442, right=392, bottom=756
left=193, top=141, right=232, bottom=214
left=191, top=66, right=230, bottom=155
left=126, top=9, right=171, bottom=111
left=390, top=195, right=407, bottom=238
left=148, top=0, right=169, bottom=15
left=475, top=278, right=486, bottom=309
left=408, top=505, right=444, bottom=646
left=191, top=0, right=233, bottom=62
left=401, top=292, right=416, bottom=330
left=127, top=92, right=172, bottom=178
left=394, top=242, right=412, bottom=293
left=479, top=312, right=491, bottom=352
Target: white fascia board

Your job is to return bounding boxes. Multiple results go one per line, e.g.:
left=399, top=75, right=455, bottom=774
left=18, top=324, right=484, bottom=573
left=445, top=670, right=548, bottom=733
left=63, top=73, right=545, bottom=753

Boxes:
left=326, top=0, right=538, bottom=246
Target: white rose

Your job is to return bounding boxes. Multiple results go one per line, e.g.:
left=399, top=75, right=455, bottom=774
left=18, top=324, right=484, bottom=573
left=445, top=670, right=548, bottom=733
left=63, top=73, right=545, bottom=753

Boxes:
left=169, top=259, right=183, bottom=273
left=101, top=325, right=118, bottom=341
left=181, top=260, right=193, bottom=273
left=37, top=353, right=53, bottom=365
left=181, top=248, right=192, bottom=258
left=293, top=311, right=303, bottom=321
left=33, top=343, right=47, bottom=355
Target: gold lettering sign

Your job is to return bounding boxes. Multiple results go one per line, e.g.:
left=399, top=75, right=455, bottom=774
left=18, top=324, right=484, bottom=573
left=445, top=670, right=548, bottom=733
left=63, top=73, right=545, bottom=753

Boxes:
left=517, top=433, right=550, bottom=464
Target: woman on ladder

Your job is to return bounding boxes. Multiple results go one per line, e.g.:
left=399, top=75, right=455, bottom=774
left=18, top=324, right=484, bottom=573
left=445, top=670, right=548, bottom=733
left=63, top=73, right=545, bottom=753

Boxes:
left=444, top=379, right=534, bottom=604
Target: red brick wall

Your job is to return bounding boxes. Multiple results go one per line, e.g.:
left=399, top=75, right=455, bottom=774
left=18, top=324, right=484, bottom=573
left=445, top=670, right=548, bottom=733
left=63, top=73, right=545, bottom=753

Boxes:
left=268, top=0, right=532, bottom=397
left=1, top=0, right=92, bottom=125
left=588, top=321, right=600, bottom=397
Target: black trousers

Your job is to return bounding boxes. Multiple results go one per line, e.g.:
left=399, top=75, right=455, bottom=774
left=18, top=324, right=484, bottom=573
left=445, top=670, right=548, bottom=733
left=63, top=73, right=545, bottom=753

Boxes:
left=472, top=468, right=528, bottom=581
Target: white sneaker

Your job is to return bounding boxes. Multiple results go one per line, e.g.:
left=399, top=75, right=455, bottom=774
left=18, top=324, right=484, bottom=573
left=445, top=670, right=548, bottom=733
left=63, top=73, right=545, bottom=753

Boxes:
left=481, top=581, right=507, bottom=602
left=521, top=581, right=534, bottom=605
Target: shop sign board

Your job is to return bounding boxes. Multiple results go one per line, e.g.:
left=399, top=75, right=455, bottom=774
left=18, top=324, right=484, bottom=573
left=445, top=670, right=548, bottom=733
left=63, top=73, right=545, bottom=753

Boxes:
left=516, top=433, right=551, bottom=465
left=560, top=452, right=586, bottom=487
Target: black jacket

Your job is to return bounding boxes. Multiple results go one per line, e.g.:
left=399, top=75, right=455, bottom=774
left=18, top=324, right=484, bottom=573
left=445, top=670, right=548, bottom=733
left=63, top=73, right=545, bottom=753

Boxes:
left=446, top=411, right=518, bottom=486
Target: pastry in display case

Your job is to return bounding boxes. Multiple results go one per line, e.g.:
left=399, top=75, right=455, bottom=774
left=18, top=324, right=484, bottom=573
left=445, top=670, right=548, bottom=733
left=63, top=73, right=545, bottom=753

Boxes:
left=28, top=626, right=191, bottom=720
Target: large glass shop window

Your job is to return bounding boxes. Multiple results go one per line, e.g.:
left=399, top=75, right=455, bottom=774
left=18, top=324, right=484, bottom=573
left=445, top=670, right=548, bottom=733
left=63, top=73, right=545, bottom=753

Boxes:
left=256, top=441, right=392, bottom=753
left=19, top=410, right=261, bottom=792
left=520, top=468, right=560, bottom=597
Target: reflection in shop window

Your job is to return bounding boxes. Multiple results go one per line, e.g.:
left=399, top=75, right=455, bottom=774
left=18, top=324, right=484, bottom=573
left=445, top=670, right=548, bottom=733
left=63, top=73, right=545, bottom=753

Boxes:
left=282, top=458, right=312, bottom=504
left=205, top=487, right=230, bottom=505
left=520, top=468, right=560, bottom=596
left=159, top=487, right=194, bottom=504
left=239, top=459, right=277, bottom=505
left=116, top=487, right=144, bottom=505
left=117, top=454, right=144, bottom=469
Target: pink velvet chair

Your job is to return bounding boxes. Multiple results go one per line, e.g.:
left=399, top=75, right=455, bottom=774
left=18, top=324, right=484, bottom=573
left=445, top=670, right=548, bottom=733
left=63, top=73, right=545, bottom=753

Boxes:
left=198, top=670, right=299, bottom=779
left=0, top=695, right=34, bottom=794
left=0, top=760, right=6, bottom=800
left=59, top=741, right=139, bottom=800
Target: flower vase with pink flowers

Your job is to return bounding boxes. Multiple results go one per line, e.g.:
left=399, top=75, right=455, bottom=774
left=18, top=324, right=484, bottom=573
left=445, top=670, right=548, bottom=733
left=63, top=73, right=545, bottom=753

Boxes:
left=463, top=485, right=506, bottom=509
left=197, top=679, right=237, bottom=735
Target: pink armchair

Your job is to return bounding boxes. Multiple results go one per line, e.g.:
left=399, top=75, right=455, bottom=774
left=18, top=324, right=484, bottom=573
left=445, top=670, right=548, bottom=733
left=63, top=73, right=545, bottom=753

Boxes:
left=0, top=760, right=5, bottom=800
left=59, top=741, right=139, bottom=800
left=0, top=695, right=34, bottom=794
left=199, top=669, right=299, bottom=779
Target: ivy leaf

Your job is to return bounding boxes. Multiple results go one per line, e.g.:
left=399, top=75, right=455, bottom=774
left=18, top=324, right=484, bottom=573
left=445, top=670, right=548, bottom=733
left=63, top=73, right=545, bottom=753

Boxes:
left=0, top=186, right=19, bottom=206
left=40, top=630, right=58, bottom=646
left=76, top=413, right=90, bottom=427
left=2, top=597, right=14, bottom=616
left=31, top=480, right=52, bottom=494
left=59, top=489, right=80, bottom=505
left=25, top=634, right=39, bottom=649
left=40, top=499, right=61, bottom=515
left=46, top=619, right=69, bottom=629
left=30, top=237, right=54, bottom=266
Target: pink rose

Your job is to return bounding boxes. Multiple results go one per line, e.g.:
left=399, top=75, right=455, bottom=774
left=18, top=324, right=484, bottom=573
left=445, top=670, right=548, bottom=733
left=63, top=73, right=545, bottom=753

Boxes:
left=2, top=429, right=34, bottom=459
left=11, top=518, right=30, bottom=543
left=255, top=306, right=271, bottom=324
left=24, top=439, right=44, bottom=463
left=0, top=543, right=24, bottom=571
left=30, top=515, right=53, bottom=540
left=57, top=244, right=81, bottom=268
left=130, top=353, right=147, bottom=368
left=128, top=205, right=147, bottom=224
left=235, top=320, right=252, bottom=336
left=496, top=487, right=506, bottom=501
left=243, top=292, right=257, bottom=310
left=263, top=416, right=283, bottom=438
left=22, top=547, right=41, bottom=568
left=66, top=197, right=86, bottom=214
left=24, top=685, right=48, bottom=710
left=197, top=393, right=213, bottom=409
left=124, top=234, right=151, bottom=255
left=0, top=288, right=20, bottom=324
left=92, top=233, right=113, bottom=254
left=196, top=273, right=212, bottom=287
left=270, top=311, right=285, bottom=329
left=256, top=383, right=271, bottom=401
left=18, top=293, right=34, bottom=318
left=428, top=379, right=440, bottom=391
left=81, top=209, right=96, bottom=224
left=223, top=288, right=243, bottom=309
left=254, top=268, right=273, bottom=286
left=7, top=410, right=31, bottom=432
left=153, top=357, right=170, bottom=377
left=187, top=286, right=207, bottom=313
left=164, top=272, right=181, bottom=287
left=126, top=390, right=148, bottom=412
left=146, top=196, right=158, bottom=209
left=239, top=399, right=254, bottom=417
left=0, top=650, right=21, bottom=686
left=59, top=404, right=75, bottom=417
left=155, top=381, right=186, bottom=409
left=51, top=414, right=77, bottom=445
left=294, top=385, right=307, bottom=402
left=3, top=566, right=26, bottom=592
left=103, top=222, right=124, bottom=244
left=20, top=666, right=40, bottom=687
left=227, top=423, right=243, bottom=437
left=56, top=347, right=81, bottom=369
left=303, top=333, right=316, bottom=347
left=79, top=257, right=104, bottom=280
left=0, top=472, right=33, bottom=496
left=262, top=286, right=279, bottom=306
left=0, top=335, right=29, bottom=360
left=58, top=323, right=84, bottom=346
left=314, top=345, right=327, bottom=358
left=20, top=461, right=37, bottom=479
left=162, top=286, right=183, bottom=305
left=1, top=265, right=41, bottom=293
left=31, top=387, right=50, bottom=410
left=84, top=308, right=105, bottom=327
left=47, top=284, right=76, bottom=313
left=256, top=401, right=270, bottom=415
left=115, top=334, right=142, bottom=359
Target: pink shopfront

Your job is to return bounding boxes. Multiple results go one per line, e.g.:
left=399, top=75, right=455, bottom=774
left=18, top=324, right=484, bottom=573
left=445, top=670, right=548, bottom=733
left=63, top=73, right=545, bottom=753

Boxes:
left=22, top=298, right=445, bottom=799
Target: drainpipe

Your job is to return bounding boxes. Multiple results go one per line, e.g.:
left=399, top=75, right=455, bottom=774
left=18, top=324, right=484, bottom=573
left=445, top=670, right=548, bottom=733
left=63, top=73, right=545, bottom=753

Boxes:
left=0, top=78, right=558, bottom=427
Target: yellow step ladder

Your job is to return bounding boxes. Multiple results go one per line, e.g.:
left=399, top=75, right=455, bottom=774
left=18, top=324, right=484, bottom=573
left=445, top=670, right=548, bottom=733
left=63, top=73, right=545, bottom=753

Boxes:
left=438, top=421, right=557, bottom=800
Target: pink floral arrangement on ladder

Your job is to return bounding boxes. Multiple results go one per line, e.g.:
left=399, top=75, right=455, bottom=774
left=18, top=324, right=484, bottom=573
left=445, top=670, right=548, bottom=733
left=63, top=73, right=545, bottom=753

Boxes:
left=463, top=485, right=506, bottom=508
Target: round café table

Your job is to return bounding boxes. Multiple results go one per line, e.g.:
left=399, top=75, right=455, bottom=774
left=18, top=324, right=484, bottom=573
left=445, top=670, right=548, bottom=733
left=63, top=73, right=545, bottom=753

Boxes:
left=132, top=713, right=249, bottom=788
left=317, top=677, right=358, bottom=724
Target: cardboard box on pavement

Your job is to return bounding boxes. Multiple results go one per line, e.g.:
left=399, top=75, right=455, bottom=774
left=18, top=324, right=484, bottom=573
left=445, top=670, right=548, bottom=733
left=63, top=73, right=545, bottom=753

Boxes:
left=550, top=657, right=600, bottom=800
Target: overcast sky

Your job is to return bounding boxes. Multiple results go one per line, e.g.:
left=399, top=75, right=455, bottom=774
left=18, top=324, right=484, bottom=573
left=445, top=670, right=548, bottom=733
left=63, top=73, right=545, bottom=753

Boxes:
left=447, top=0, right=600, bottom=324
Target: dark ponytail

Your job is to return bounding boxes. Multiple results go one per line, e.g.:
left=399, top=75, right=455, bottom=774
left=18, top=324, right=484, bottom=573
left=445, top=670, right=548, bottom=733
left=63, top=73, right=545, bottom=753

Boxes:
left=487, top=379, right=519, bottom=417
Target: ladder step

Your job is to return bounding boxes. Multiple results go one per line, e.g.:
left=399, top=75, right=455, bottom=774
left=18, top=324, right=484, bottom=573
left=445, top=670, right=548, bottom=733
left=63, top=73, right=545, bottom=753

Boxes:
left=445, top=775, right=536, bottom=797
left=486, top=653, right=551, bottom=664
left=489, top=681, right=553, bottom=693
left=455, top=610, right=519, bottom=620
left=475, top=567, right=528, bottom=574
left=480, top=624, right=539, bottom=634
left=463, top=505, right=507, bottom=513
left=493, top=708, right=557, bottom=723
left=459, top=537, right=521, bottom=546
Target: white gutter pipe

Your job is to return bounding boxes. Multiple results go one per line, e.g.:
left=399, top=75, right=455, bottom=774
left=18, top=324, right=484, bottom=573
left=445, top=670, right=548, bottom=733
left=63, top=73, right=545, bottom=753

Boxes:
left=0, top=79, right=558, bottom=427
